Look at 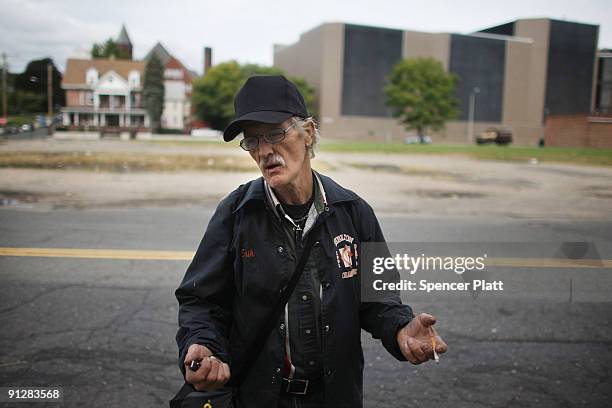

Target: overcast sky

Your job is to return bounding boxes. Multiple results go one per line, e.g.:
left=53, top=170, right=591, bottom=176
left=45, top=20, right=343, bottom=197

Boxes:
left=2, top=0, right=611, bottom=74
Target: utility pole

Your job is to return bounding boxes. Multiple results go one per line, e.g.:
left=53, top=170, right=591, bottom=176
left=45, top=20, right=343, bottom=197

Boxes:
left=47, top=63, right=53, bottom=118
left=47, top=62, right=54, bottom=135
left=2, top=53, right=7, bottom=120
left=467, top=86, right=480, bottom=144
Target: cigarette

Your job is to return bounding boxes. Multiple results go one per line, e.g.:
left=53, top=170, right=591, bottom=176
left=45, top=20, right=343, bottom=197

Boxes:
left=429, top=327, right=440, bottom=363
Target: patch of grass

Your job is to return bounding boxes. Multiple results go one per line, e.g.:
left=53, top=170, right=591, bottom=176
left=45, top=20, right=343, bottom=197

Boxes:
left=0, top=152, right=258, bottom=172
left=6, top=114, right=41, bottom=127
left=321, top=142, right=612, bottom=166
left=142, top=139, right=239, bottom=148
left=0, top=151, right=336, bottom=174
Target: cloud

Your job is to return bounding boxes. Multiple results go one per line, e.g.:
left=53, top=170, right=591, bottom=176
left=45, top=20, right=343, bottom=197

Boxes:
left=0, top=0, right=117, bottom=71
left=1, top=0, right=610, bottom=74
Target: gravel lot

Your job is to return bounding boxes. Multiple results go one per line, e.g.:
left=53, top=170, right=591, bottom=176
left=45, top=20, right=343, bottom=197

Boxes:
left=1, top=138, right=611, bottom=219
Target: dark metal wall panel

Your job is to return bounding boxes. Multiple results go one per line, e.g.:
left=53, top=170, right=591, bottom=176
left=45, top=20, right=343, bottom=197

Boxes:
left=449, top=34, right=506, bottom=121
left=478, top=22, right=515, bottom=36
left=341, top=24, right=403, bottom=117
left=595, top=56, right=612, bottom=113
left=545, top=20, right=599, bottom=115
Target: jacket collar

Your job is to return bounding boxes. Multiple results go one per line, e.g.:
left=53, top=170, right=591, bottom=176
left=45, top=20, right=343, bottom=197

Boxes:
left=232, top=170, right=358, bottom=215
left=264, top=170, right=326, bottom=228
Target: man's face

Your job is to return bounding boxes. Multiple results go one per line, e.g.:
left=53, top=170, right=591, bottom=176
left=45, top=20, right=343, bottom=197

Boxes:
left=243, top=119, right=311, bottom=189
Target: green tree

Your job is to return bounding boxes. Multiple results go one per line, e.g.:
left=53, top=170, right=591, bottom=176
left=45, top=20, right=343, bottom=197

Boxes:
left=241, top=63, right=283, bottom=78
left=192, top=61, right=317, bottom=130
left=192, top=61, right=243, bottom=130
left=385, top=58, right=458, bottom=143
left=9, top=90, right=46, bottom=114
left=91, top=38, right=130, bottom=59
left=143, top=54, right=165, bottom=131
left=288, top=76, right=317, bottom=120
left=14, top=58, right=65, bottom=112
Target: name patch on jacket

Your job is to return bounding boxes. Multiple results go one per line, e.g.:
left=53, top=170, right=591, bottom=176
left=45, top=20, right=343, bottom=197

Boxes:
left=333, top=233, right=358, bottom=279
left=241, top=248, right=256, bottom=258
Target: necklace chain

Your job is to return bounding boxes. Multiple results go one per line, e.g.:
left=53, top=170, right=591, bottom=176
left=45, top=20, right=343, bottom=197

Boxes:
left=292, top=213, right=309, bottom=223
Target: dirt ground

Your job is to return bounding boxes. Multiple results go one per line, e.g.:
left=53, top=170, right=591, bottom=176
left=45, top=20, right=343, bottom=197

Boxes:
left=1, top=138, right=611, bottom=219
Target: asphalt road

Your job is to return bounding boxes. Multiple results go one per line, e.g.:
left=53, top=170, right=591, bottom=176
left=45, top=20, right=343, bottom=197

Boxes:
left=1, top=205, right=611, bottom=407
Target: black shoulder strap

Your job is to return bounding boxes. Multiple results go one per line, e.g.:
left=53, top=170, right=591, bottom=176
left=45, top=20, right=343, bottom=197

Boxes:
left=229, top=225, right=321, bottom=387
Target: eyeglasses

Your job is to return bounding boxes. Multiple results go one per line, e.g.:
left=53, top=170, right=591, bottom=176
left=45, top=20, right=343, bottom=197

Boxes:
left=240, top=122, right=297, bottom=151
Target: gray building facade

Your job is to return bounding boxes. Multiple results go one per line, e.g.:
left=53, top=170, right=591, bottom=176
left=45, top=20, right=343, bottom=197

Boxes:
left=273, top=18, right=600, bottom=145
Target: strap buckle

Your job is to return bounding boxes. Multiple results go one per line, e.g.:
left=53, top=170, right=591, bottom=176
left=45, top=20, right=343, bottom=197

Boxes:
left=284, top=378, right=309, bottom=395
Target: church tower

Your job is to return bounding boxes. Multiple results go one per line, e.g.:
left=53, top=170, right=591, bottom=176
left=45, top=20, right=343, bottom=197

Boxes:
left=116, top=24, right=133, bottom=60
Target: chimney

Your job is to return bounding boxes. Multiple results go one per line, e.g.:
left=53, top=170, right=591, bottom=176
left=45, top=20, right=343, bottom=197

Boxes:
left=203, top=47, right=212, bottom=75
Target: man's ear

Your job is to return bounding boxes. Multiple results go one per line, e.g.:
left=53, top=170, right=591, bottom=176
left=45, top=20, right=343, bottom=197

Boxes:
left=303, top=121, right=314, bottom=147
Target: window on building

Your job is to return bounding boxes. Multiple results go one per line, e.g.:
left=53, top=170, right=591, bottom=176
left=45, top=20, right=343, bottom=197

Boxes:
left=131, top=93, right=139, bottom=108
left=128, top=71, right=140, bottom=87
left=164, top=68, right=182, bottom=79
left=596, top=55, right=612, bottom=113
left=86, top=68, right=98, bottom=86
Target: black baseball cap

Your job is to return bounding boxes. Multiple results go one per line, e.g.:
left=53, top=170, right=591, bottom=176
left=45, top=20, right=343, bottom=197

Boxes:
left=223, top=75, right=309, bottom=142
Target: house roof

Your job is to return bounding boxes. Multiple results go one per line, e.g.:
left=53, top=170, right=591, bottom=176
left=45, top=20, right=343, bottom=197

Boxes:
left=117, top=24, right=132, bottom=45
left=145, top=42, right=172, bottom=65
left=166, top=56, right=184, bottom=70
left=166, top=56, right=194, bottom=83
left=146, top=43, right=197, bottom=81
left=62, top=58, right=145, bottom=86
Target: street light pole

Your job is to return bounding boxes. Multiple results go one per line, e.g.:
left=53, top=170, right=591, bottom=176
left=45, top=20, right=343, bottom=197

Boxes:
left=467, top=86, right=480, bottom=144
left=1, top=53, right=7, bottom=119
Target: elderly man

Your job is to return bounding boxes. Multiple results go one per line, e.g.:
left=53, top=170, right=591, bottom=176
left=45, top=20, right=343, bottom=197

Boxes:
left=175, top=75, right=447, bottom=408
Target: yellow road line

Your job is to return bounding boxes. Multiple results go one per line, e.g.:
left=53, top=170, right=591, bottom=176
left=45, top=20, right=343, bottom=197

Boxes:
left=0, top=247, right=611, bottom=269
left=0, top=247, right=193, bottom=260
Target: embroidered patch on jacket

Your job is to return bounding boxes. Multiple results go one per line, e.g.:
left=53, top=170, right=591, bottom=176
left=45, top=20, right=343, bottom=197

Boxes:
left=333, top=233, right=358, bottom=279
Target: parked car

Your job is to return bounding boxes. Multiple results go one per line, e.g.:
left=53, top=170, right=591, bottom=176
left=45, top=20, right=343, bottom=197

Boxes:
left=404, top=135, right=432, bottom=144
left=476, top=128, right=512, bottom=145
left=6, top=126, right=19, bottom=134
left=190, top=128, right=223, bottom=139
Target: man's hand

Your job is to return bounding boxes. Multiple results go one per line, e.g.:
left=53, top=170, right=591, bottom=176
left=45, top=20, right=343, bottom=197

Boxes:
left=396, top=313, right=448, bottom=364
left=184, top=344, right=231, bottom=391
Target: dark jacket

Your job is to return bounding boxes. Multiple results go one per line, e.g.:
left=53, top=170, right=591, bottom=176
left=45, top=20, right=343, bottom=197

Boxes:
left=175, top=173, right=414, bottom=408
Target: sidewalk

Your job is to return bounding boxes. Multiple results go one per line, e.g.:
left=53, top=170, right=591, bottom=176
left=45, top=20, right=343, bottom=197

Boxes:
left=51, top=130, right=223, bottom=142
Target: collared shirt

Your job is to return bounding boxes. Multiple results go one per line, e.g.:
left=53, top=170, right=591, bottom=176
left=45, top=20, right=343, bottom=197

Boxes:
left=263, top=170, right=328, bottom=378
left=263, top=170, right=328, bottom=237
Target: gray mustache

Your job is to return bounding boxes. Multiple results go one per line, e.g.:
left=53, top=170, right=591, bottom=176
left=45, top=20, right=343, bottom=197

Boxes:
left=261, top=155, right=286, bottom=169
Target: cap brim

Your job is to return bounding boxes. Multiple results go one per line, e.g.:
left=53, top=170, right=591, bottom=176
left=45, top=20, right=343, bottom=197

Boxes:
left=223, top=111, right=294, bottom=142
